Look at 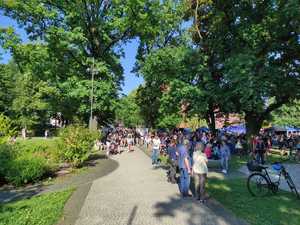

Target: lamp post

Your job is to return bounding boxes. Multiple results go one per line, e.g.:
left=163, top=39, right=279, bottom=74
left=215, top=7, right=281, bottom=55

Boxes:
left=87, top=58, right=98, bottom=130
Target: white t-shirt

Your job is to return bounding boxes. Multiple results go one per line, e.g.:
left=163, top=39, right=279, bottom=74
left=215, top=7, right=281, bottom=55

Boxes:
left=193, top=151, right=208, bottom=174
left=152, top=138, right=161, bottom=150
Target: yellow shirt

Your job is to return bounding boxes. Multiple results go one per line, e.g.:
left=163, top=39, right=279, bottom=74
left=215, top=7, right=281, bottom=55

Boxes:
left=193, top=151, right=208, bottom=174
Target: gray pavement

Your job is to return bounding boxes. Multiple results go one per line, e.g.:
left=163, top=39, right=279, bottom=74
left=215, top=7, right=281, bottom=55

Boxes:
left=75, top=148, right=246, bottom=225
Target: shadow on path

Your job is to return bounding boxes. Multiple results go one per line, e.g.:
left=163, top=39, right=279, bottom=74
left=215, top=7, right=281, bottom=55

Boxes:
left=127, top=205, right=138, bottom=225
left=154, top=195, right=248, bottom=225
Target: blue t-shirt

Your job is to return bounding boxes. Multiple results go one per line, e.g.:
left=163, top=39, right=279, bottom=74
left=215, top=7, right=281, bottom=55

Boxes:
left=177, top=144, right=188, bottom=169
left=167, top=146, right=177, bottom=161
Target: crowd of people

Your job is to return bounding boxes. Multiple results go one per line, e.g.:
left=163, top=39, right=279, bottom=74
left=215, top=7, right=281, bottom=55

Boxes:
left=100, top=128, right=141, bottom=155
left=101, top=127, right=300, bottom=202
left=142, top=129, right=300, bottom=202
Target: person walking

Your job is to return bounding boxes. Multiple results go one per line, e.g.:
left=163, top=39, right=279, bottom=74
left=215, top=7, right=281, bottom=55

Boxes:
left=192, top=142, right=208, bottom=203
left=220, top=140, right=231, bottom=174
left=151, top=134, right=161, bottom=166
left=177, top=144, right=191, bottom=197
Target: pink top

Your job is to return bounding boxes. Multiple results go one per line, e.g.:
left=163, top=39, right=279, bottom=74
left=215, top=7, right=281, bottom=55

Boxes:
left=204, top=146, right=212, bottom=159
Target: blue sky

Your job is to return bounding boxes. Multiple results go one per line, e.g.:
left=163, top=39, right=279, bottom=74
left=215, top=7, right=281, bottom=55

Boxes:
left=0, top=14, right=143, bottom=95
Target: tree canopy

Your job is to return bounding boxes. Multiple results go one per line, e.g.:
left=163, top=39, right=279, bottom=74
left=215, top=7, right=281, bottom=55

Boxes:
left=0, top=0, right=299, bottom=137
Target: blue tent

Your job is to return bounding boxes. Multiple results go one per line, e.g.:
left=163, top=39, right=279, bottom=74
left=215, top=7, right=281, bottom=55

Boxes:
left=183, top=128, right=192, bottom=134
left=196, top=127, right=210, bottom=133
left=286, top=126, right=297, bottom=132
left=223, top=124, right=246, bottom=134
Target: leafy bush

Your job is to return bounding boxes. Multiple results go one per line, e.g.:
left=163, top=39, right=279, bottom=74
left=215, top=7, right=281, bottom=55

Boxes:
left=5, top=153, right=48, bottom=186
left=0, top=114, right=16, bottom=144
left=58, top=125, right=99, bottom=167
left=0, top=144, right=15, bottom=181
left=0, top=143, right=52, bottom=186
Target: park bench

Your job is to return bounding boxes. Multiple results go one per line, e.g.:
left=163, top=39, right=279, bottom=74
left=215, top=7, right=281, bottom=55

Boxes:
left=269, top=148, right=291, bottom=157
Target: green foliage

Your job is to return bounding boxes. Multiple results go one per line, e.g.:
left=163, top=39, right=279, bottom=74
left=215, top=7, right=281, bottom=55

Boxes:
left=12, top=72, right=58, bottom=130
left=0, top=144, right=15, bottom=180
left=0, top=0, right=183, bottom=127
left=191, top=0, right=300, bottom=135
left=0, top=114, right=16, bottom=144
left=272, top=100, right=300, bottom=127
left=0, top=189, right=73, bottom=225
left=58, top=125, right=98, bottom=167
left=0, top=138, right=61, bottom=186
left=116, top=91, right=144, bottom=127
left=5, top=153, right=48, bottom=186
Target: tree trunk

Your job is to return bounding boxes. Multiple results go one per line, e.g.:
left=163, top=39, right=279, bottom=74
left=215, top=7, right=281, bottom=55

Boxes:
left=205, top=108, right=216, bottom=135
left=245, top=112, right=264, bottom=152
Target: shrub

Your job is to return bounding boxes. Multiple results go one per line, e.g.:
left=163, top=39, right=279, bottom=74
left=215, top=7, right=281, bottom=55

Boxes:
left=0, top=114, right=16, bottom=144
left=0, top=144, right=15, bottom=181
left=5, top=153, right=48, bottom=186
left=58, top=125, right=99, bottom=167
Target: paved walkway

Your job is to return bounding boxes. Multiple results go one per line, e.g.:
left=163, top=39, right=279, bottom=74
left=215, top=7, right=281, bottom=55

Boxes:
left=75, top=148, right=245, bottom=225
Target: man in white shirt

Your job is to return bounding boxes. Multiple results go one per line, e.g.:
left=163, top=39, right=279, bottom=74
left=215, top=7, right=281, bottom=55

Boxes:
left=152, top=134, right=161, bottom=165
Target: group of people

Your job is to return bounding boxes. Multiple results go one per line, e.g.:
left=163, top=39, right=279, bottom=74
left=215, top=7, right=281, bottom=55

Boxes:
left=100, top=126, right=300, bottom=202
left=251, top=133, right=300, bottom=164
left=145, top=129, right=300, bottom=201
left=101, top=128, right=141, bottom=155
left=146, top=130, right=232, bottom=202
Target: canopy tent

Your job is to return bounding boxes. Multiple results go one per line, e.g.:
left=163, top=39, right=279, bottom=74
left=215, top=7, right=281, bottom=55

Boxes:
left=265, top=126, right=300, bottom=134
left=196, top=127, right=210, bottom=132
left=222, top=124, right=246, bottom=134
left=183, top=128, right=192, bottom=134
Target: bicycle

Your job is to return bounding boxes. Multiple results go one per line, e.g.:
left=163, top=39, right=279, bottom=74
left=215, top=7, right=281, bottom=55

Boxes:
left=247, top=161, right=300, bottom=199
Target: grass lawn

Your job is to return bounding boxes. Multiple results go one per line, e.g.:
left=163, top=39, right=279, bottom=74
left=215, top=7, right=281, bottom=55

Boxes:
left=0, top=189, right=74, bottom=225
left=208, top=178, right=300, bottom=225
left=16, top=137, right=60, bottom=150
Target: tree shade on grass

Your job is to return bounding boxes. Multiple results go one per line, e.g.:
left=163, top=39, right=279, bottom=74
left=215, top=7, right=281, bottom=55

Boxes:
left=207, top=178, right=300, bottom=225
left=0, top=189, right=74, bottom=225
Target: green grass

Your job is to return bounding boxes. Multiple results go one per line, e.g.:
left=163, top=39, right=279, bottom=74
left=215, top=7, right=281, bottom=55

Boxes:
left=208, top=178, right=300, bottom=225
left=0, top=189, right=74, bottom=225
left=16, top=137, right=60, bottom=150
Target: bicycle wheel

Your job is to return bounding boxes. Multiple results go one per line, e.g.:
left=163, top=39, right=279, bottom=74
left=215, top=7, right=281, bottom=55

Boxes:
left=285, top=173, right=300, bottom=199
left=247, top=173, right=270, bottom=197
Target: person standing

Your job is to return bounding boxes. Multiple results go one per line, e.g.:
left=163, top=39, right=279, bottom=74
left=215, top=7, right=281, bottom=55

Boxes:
left=255, top=136, right=266, bottom=164
left=192, top=142, right=208, bottom=203
left=152, top=134, right=161, bottom=165
left=177, top=144, right=191, bottom=197
left=167, top=139, right=177, bottom=183
left=220, top=140, right=231, bottom=174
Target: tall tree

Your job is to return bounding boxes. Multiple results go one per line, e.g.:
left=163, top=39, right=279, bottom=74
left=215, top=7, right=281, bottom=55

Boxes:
left=190, top=0, right=300, bottom=140
left=1, top=0, right=179, bottom=125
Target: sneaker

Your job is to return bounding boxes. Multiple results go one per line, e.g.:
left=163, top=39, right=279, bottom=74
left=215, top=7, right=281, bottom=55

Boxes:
left=221, top=169, right=226, bottom=173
